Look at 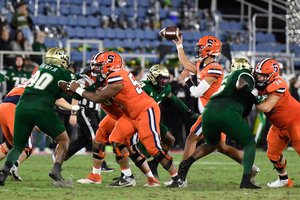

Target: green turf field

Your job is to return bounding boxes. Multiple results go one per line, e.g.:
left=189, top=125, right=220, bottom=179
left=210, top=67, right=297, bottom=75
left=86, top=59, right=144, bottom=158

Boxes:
left=0, top=149, right=299, bottom=200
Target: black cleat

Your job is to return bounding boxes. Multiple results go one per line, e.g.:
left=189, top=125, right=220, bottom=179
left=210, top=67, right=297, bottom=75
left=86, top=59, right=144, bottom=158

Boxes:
left=107, top=173, right=136, bottom=187
left=166, top=176, right=186, bottom=188
left=101, top=161, right=115, bottom=172
left=148, top=159, right=159, bottom=180
left=49, top=167, right=63, bottom=182
left=178, top=160, right=191, bottom=182
left=0, top=165, right=10, bottom=186
left=240, top=174, right=261, bottom=189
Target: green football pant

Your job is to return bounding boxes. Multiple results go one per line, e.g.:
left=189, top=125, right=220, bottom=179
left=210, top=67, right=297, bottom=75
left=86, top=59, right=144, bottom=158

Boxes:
left=202, top=104, right=256, bottom=174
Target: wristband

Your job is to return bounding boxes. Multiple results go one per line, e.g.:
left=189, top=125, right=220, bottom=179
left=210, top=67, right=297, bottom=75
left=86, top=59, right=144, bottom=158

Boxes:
left=75, top=87, right=85, bottom=96
left=176, top=44, right=183, bottom=50
left=71, top=105, right=80, bottom=111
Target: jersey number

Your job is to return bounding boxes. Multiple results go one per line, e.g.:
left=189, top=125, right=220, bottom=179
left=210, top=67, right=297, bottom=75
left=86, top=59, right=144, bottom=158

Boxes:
left=13, top=77, right=28, bottom=87
left=28, top=71, right=54, bottom=90
left=128, top=73, right=143, bottom=94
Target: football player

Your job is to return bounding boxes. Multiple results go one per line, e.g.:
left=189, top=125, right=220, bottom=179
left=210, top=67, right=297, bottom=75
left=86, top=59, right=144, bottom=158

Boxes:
left=171, top=35, right=259, bottom=187
left=0, top=47, right=77, bottom=187
left=254, top=58, right=300, bottom=188
left=134, top=64, right=199, bottom=180
left=69, top=51, right=184, bottom=187
left=178, top=58, right=261, bottom=189
left=76, top=52, right=159, bottom=187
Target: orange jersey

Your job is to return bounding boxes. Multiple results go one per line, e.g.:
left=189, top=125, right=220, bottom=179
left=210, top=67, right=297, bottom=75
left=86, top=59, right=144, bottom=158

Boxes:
left=105, top=68, right=157, bottom=119
left=196, top=60, right=223, bottom=107
left=258, top=76, right=300, bottom=129
left=100, top=98, right=124, bottom=120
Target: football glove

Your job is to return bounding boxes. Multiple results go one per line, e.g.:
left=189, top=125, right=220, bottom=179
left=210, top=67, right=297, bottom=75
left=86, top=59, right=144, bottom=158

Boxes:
left=80, top=67, right=91, bottom=75
left=256, top=95, right=268, bottom=104
left=187, top=109, right=200, bottom=119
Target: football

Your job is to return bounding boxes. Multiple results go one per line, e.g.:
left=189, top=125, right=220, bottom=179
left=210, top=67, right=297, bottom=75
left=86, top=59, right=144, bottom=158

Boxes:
left=159, top=26, right=183, bottom=40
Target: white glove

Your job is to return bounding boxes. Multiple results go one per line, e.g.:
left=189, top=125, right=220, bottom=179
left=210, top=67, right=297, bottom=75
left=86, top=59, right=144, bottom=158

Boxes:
left=71, top=105, right=80, bottom=112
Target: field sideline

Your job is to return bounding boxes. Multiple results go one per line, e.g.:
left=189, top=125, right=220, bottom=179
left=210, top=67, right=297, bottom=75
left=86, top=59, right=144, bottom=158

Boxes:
left=0, top=149, right=300, bottom=200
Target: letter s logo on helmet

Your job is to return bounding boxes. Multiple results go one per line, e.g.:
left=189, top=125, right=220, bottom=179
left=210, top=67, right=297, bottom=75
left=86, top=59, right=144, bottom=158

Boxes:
left=194, top=35, right=222, bottom=59
left=254, top=58, right=279, bottom=87
left=90, top=51, right=123, bottom=78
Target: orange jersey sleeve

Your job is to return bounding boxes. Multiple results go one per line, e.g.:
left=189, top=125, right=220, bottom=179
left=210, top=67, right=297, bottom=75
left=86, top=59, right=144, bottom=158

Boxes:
left=258, top=76, right=300, bottom=128
left=196, top=61, right=223, bottom=107
left=105, top=69, right=157, bottom=119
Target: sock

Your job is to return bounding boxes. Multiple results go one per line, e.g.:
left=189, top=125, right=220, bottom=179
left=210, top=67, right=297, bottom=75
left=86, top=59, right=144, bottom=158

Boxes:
left=144, top=169, right=154, bottom=178
left=14, top=160, right=20, bottom=167
left=278, top=172, right=288, bottom=180
left=186, top=156, right=196, bottom=166
left=93, top=166, right=101, bottom=175
left=242, top=139, right=256, bottom=174
left=171, top=171, right=178, bottom=177
left=6, top=146, right=23, bottom=169
left=121, top=168, right=132, bottom=176
left=4, top=161, right=13, bottom=169
left=54, top=162, right=62, bottom=170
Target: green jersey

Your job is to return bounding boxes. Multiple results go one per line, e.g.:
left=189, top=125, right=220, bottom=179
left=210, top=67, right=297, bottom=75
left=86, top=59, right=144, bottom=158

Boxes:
left=139, top=80, right=171, bottom=104
left=17, top=63, right=76, bottom=111
left=5, top=69, right=31, bottom=93
left=209, top=69, right=255, bottom=116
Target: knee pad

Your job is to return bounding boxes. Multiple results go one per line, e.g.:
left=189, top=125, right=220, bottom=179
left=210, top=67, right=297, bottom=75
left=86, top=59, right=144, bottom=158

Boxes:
left=112, top=142, right=129, bottom=161
left=154, top=150, right=173, bottom=170
left=93, top=143, right=106, bottom=160
left=270, top=154, right=287, bottom=171
left=129, top=144, right=146, bottom=168
left=0, top=144, right=9, bottom=155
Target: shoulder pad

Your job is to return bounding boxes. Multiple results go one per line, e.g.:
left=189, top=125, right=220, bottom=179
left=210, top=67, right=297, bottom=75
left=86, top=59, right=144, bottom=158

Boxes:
left=266, top=77, right=286, bottom=96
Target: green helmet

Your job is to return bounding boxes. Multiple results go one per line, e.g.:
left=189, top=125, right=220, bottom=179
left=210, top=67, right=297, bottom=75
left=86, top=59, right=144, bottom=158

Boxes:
left=147, top=64, right=170, bottom=88
left=45, top=47, right=69, bottom=69
left=231, top=58, right=252, bottom=72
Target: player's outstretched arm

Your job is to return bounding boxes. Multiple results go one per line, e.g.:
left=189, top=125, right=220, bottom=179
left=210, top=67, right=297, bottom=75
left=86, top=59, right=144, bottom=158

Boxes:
left=256, top=94, right=281, bottom=113
left=55, top=98, right=80, bottom=112
left=173, top=36, right=197, bottom=74
left=67, top=81, right=123, bottom=103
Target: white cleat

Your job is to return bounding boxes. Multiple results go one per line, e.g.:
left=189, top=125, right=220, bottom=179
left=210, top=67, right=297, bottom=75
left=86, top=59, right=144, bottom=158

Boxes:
left=77, top=173, right=102, bottom=184
left=164, top=178, right=187, bottom=187
left=250, top=165, right=260, bottom=184
left=10, top=165, right=23, bottom=181
left=267, top=178, right=293, bottom=188
left=143, top=177, right=160, bottom=187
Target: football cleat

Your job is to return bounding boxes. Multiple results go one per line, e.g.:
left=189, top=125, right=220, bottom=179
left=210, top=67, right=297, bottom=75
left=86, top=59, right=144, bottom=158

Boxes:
left=0, top=165, right=10, bottom=186
left=77, top=172, right=102, bottom=184
left=267, top=178, right=293, bottom=188
left=166, top=176, right=186, bottom=188
left=178, top=160, right=191, bottom=182
left=101, top=161, right=115, bottom=172
left=144, top=177, right=160, bottom=187
left=107, top=173, right=136, bottom=187
left=49, top=167, right=63, bottom=182
left=10, top=165, right=23, bottom=181
left=250, top=165, right=260, bottom=184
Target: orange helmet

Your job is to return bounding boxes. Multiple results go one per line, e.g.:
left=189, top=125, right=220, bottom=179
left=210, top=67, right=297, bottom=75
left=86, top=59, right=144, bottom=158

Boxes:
left=254, top=58, right=279, bottom=87
left=194, top=35, right=222, bottom=59
left=90, top=51, right=123, bottom=78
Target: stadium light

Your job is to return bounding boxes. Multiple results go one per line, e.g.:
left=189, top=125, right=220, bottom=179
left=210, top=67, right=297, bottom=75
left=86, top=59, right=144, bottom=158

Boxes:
left=287, top=0, right=300, bottom=45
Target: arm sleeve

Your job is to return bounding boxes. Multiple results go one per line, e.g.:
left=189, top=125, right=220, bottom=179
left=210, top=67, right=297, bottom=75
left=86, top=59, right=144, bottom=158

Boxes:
left=236, top=84, right=259, bottom=105
left=189, top=79, right=210, bottom=98
left=168, top=93, right=189, bottom=112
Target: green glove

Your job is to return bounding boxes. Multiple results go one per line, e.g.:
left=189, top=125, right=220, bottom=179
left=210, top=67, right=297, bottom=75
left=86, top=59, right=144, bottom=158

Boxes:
left=256, top=95, right=268, bottom=104
left=187, top=108, right=200, bottom=119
